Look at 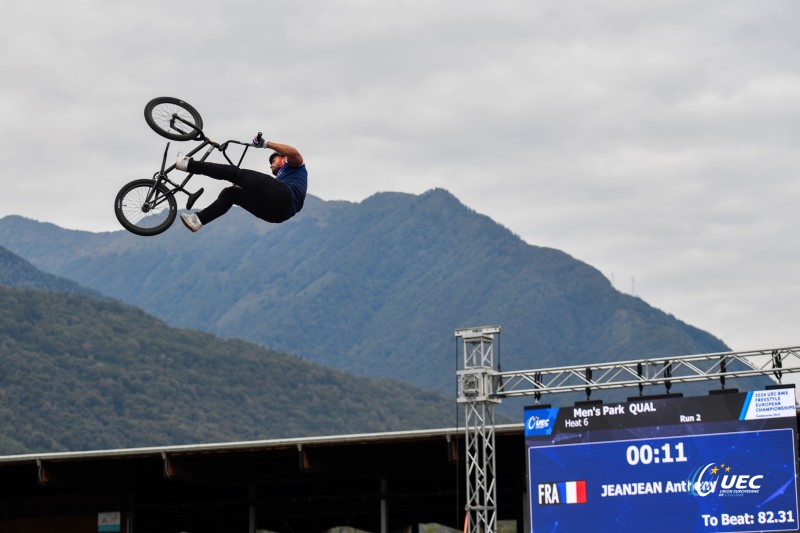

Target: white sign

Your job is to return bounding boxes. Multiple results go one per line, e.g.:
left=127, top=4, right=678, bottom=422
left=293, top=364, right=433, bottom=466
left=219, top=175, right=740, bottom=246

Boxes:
left=98, top=512, right=121, bottom=533
left=740, top=389, right=797, bottom=419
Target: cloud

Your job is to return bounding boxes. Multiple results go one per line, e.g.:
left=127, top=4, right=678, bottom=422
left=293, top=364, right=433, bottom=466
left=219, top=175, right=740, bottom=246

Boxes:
left=1, top=0, right=798, bottom=353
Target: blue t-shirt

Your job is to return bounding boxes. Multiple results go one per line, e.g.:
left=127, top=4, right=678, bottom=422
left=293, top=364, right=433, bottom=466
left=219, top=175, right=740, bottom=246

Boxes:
left=276, top=163, right=308, bottom=215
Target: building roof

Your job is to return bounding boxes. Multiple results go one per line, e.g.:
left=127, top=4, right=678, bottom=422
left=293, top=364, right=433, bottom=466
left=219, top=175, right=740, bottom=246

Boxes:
left=0, top=425, right=527, bottom=532
left=0, top=424, right=523, bottom=464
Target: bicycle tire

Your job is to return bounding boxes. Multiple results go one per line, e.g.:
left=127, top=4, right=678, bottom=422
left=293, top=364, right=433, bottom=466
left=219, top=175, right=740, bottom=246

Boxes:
left=114, top=179, right=177, bottom=236
left=144, top=97, right=204, bottom=141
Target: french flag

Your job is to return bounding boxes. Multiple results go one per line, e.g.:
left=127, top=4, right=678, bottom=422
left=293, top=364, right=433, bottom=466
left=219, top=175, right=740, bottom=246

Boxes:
left=558, top=480, right=587, bottom=504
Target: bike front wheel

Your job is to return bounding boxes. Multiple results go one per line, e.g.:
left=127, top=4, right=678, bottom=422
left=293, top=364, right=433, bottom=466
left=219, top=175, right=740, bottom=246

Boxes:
left=144, top=97, right=204, bottom=141
left=114, top=179, right=177, bottom=236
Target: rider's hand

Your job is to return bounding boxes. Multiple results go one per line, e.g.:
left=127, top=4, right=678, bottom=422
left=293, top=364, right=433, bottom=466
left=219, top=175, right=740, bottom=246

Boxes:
left=251, top=132, right=266, bottom=148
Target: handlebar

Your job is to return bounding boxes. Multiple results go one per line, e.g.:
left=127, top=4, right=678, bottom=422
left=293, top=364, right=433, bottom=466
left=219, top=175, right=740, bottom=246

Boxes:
left=169, top=134, right=259, bottom=171
left=221, top=139, right=252, bottom=147
left=215, top=139, right=259, bottom=168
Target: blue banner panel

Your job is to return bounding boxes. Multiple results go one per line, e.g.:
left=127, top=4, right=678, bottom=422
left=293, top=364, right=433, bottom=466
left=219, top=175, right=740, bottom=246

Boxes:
left=525, top=389, right=799, bottom=533
left=529, top=429, right=797, bottom=532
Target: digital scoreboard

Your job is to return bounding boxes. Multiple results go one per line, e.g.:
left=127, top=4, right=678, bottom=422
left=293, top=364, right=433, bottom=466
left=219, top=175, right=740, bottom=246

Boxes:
left=524, top=388, right=798, bottom=532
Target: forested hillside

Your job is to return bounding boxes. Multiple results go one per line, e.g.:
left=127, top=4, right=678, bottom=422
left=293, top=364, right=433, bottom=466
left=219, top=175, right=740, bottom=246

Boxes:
left=0, top=282, right=455, bottom=454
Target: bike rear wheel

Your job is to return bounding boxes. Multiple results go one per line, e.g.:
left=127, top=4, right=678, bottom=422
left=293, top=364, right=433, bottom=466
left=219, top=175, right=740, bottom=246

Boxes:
left=114, top=179, right=177, bottom=236
left=144, top=97, right=204, bottom=141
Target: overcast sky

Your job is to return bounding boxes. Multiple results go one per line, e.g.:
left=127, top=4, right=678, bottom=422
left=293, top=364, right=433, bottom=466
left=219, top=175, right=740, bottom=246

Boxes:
left=1, top=1, right=798, bottom=357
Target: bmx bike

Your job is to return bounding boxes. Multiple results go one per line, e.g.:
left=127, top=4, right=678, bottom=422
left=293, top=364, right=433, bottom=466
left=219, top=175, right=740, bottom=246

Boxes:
left=114, top=96, right=261, bottom=236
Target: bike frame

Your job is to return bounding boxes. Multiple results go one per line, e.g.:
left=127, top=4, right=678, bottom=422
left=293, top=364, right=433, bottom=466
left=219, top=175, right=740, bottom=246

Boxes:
left=143, top=114, right=256, bottom=211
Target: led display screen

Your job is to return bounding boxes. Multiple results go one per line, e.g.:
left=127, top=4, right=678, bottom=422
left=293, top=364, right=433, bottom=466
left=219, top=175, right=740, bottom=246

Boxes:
left=524, top=388, right=798, bottom=532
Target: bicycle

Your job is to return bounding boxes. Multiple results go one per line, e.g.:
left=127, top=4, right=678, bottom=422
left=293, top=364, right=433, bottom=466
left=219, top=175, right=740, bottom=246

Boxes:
left=114, top=96, right=262, bottom=236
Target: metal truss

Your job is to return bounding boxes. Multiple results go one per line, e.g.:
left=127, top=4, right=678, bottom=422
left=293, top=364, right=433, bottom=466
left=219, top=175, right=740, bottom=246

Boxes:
left=495, top=346, right=800, bottom=399
left=456, top=325, right=800, bottom=533
left=456, top=326, right=501, bottom=533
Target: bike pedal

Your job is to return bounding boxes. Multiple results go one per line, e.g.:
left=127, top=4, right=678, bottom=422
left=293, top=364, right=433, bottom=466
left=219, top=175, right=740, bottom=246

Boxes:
left=186, top=188, right=204, bottom=210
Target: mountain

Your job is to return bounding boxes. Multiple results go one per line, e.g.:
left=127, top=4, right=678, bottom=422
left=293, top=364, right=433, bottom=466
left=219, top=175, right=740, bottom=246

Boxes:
left=0, top=189, right=730, bottom=395
left=0, top=245, right=103, bottom=298
left=0, top=273, right=457, bottom=454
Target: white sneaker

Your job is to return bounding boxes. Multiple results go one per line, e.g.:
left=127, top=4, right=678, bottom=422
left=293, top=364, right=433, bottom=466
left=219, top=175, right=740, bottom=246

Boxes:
left=175, top=152, right=191, bottom=171
left=180, top=212, right=202, bottom=232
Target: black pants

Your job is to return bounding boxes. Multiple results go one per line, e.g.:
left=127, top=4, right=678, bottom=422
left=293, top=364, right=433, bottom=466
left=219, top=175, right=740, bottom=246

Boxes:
left=188, top=161, right=293, bottom=225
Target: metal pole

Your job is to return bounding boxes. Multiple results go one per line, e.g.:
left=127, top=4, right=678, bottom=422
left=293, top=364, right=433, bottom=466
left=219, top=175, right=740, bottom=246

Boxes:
left=248, top=485, right=256, bottom=533
left=456, top=326, right=501, bottom=533
left=381, top=478, right=388, bottom=533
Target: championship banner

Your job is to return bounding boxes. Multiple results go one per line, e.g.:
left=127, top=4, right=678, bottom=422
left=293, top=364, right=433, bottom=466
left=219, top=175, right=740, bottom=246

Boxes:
left=524, top=388, right=799, bottom=533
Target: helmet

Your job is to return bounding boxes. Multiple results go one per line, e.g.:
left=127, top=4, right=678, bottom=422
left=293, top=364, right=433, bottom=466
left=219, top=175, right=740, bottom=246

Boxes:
left=269, top=152, right=283, bottom=164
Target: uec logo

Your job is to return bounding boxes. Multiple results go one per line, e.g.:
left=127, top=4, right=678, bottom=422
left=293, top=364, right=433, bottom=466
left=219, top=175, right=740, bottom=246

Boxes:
left=527, top=416, right=550, bottom=430
left=688, top=463, right=763, bottom=497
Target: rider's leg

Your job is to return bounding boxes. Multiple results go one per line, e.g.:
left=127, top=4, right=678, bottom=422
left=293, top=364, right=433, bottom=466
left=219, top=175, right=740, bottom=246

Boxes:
left=186, top=160, right=239, bottom=182
left=197, top=183, right=293, bottom=225
left=189, top=161, right=294, bottom=224
left=233, top=182, right=293, bottom=223
left=195, top=186, right=237, bottom=225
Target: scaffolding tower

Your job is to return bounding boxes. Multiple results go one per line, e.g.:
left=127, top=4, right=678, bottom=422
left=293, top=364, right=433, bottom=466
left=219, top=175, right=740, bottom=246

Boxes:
left=456, top=326, right=502, bottom=533
left=455, top=325, right=800, bottom=533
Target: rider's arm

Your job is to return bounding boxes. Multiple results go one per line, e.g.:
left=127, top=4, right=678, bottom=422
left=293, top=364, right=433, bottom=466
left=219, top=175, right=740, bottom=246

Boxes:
left=266, top=141, right=304, bottom=166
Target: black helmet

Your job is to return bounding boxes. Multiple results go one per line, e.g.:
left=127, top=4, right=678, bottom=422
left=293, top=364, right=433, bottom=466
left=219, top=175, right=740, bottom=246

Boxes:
left=269, top=152, right=282, bottom=164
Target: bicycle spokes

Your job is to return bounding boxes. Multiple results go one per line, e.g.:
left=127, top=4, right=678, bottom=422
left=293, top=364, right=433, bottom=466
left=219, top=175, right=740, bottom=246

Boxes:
left=116, top=181, right=176, bottom=232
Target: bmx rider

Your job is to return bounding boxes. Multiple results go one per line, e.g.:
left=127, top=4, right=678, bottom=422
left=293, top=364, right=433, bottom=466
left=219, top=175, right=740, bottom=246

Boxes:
left=176, top=137, right=307, bottom=232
